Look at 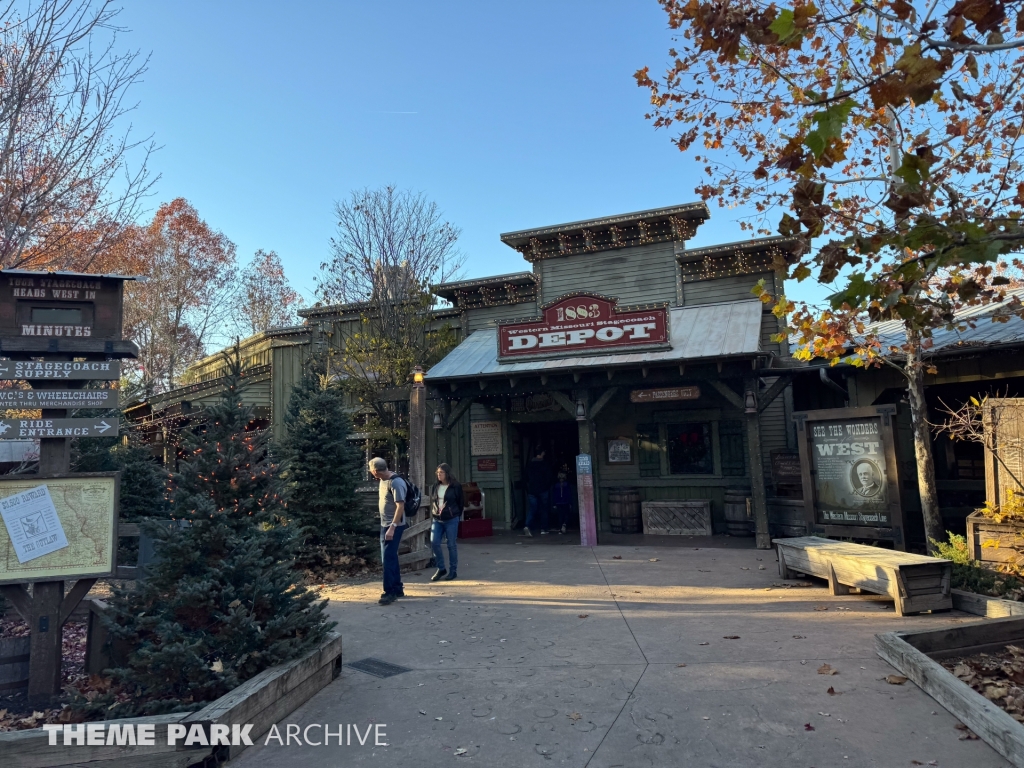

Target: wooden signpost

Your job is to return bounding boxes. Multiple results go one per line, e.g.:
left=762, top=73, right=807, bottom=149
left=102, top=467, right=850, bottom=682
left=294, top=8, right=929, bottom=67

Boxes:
left=0, top=270, right=137, bottom=706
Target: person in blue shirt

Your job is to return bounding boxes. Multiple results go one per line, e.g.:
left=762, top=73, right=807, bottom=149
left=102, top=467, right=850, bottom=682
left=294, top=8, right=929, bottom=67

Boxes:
left=550, top=472, right=575, bottom=535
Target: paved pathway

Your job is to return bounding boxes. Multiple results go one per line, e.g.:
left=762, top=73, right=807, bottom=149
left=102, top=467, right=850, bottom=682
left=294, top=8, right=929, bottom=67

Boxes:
left=234, top=535, right=1010, bottom=767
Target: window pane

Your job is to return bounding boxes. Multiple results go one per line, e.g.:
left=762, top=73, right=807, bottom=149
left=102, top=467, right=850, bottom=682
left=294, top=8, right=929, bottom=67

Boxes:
left=667, top=422, right=713, bottom=475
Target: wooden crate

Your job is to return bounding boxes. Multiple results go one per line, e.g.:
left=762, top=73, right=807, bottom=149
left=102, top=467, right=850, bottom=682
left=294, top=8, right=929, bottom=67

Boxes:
left=774, top=536, right=952, bottom=616
left=877, top=616, right=1024, bottom=768
left=641, top=500, right=712, bottom=536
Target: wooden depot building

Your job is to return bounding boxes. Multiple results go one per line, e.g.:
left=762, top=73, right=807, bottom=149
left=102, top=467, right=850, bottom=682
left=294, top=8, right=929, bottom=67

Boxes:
left=425, top=203, right=803, bottom=548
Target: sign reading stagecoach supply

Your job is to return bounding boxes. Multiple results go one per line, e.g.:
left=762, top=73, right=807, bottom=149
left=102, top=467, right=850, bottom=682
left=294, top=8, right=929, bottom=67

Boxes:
left=0, top=418, right=117, bottom=439
left=497, top=293, right=669, bottom=360
left=0, top=360, right=120, bottom=380
left=0, top=389, right=118, bottom=408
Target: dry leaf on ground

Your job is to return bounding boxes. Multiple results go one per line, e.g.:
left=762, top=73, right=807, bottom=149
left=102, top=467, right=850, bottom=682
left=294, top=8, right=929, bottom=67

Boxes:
left=723, top=635, right=740, bottom=640
left=817, top=664, right=838, bottom=675
left=885, top=675, right=908, bottom=685
left=827, top=686, right=839, bottom=695
left=804, top=723, right=815, bottom=731
left=677, top=663, right=687, bottom=667
left=649, top=558, right=659, bottom=562
left=568, top=712, right=582, bottom=721
left=612, top=556, right=622, bottom=560
left=814, top=606, right=829, bottom=612
left=578, top=614, right=589, bottom=619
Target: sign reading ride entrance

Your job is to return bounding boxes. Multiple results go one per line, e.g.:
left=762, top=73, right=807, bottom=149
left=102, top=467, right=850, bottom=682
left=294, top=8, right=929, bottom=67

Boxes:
left=497, top=293, right=668, bottom=359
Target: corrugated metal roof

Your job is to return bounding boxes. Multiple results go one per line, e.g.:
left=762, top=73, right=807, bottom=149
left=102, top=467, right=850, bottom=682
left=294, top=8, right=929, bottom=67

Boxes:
left=426, top=300, right=764, bottom=380
left=865, top=289, right=1024, bottom=354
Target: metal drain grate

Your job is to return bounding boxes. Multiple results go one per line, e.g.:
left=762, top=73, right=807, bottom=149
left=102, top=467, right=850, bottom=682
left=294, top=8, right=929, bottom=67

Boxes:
left=346, top=657, right=411, bottom=678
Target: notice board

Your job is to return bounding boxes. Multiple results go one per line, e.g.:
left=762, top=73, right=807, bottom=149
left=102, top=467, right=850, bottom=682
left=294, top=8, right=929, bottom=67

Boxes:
left=0, top=473, right=119, bottom=583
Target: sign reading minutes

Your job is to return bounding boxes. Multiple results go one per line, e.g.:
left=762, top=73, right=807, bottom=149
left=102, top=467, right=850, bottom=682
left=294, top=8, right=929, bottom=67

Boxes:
left=809, top=417, right=889, bottom=526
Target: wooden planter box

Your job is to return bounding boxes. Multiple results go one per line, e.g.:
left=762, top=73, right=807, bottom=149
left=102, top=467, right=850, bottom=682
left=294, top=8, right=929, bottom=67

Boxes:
left=876, top=617, right=1024, bottom=767
left=967, top=511, right=1024, bottom=571
left=0, top=631, right=342, bottom=767
left=952, top=588, right=1024, bottom=618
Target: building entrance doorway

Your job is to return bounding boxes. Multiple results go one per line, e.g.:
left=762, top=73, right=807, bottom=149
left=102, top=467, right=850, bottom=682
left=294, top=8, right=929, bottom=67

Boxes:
left=514, top=420, right=579, bottom=532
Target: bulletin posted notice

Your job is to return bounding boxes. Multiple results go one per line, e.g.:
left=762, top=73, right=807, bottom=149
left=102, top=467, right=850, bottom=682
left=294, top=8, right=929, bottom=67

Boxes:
left=0, top=485, right=69, bottom=563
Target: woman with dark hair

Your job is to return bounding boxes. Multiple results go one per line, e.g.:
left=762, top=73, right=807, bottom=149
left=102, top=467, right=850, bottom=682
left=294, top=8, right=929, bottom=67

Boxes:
left=429, top=463, right=464, bottom=582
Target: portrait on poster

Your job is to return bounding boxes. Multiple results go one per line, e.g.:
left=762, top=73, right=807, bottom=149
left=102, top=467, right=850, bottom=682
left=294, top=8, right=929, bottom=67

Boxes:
left=809, top=417, right=891, bottom=526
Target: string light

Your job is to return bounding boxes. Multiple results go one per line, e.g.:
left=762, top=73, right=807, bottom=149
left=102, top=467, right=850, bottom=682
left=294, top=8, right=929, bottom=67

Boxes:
left=510, top=215, right=703, bottom=261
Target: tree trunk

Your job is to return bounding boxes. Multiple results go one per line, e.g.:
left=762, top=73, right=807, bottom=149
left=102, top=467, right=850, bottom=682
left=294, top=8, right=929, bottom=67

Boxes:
left=905, top=328, right=943, bottom=552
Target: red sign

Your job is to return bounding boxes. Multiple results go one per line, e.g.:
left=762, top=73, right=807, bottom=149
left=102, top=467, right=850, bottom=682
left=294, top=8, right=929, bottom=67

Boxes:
left=497, top=294, right=669, bottom=359
left=476, top=458, right=499, bottom=472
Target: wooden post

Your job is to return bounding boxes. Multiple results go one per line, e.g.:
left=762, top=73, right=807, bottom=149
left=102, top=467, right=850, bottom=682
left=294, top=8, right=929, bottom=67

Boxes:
left=402, top=368, right=431, bottom=570
left=29, top=359, right=73, bottom=706
left=745, top=376, right=772, bottom=550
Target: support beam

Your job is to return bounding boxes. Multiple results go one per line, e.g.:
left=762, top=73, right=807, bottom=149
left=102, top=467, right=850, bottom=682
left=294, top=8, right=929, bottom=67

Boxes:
left=549, top=390, right=575, bottom=415
left=445, top=398, right=474, bottom=430
left=758, top=374, right=792, bottom=415
left=744, top=375, right=771, bottom=550
left=709, top=379, right=745, bottom=410
left=0, top=584, right=32, bottom=621
left=589, top=387, right=620, bottom=420
left=59, top=578, right=97, bottom=626
left=28, top=580, right=64, bottom=706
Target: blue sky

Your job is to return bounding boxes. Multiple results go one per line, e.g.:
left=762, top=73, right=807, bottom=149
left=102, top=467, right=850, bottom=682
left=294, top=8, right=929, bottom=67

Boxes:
left=118, top=1, right=820, bottom=306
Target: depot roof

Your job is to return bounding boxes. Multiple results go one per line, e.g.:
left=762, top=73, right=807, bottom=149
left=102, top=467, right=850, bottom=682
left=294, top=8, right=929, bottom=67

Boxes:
left=425, top=299, right=765, bottom=380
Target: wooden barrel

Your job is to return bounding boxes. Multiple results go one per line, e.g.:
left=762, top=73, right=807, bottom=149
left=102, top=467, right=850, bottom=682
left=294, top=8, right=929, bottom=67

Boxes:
left=724, top=487, right=754, bottom=536
left=768, top=498, right=807, bottom=538
left=608, top=488, right=642, bottom=534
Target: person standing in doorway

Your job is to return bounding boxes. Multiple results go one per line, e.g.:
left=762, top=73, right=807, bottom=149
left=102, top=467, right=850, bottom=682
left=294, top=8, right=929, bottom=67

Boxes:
left=369, top=457, right=407, bottom=605
left=524, top=448, right=554, bottom=537
left=429, top=463, right=464, bottom=582
left=551, top=472, right=576, bottom=534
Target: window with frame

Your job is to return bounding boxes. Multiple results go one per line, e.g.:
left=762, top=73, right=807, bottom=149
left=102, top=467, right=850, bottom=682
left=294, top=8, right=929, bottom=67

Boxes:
left=666, top=422, right=714, bottom=475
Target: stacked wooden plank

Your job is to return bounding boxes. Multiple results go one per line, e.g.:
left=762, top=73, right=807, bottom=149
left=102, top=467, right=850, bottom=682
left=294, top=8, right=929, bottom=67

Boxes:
left=774, top=536, right=952, bottom=616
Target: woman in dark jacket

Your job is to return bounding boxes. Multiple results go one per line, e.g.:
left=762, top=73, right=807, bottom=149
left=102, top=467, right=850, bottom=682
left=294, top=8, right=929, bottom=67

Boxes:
left=429, top=463, right=464, bottom=582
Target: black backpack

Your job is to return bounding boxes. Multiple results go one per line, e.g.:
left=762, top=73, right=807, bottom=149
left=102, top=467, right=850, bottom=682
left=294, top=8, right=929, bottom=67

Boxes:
left=393, top=474, right=422, bottom=515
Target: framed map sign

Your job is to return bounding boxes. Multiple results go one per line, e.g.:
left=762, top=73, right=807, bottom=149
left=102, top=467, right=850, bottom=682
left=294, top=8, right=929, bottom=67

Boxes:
left=0, top=473, right=119, bottom=584
left=792, top=406, right=906, bottom=549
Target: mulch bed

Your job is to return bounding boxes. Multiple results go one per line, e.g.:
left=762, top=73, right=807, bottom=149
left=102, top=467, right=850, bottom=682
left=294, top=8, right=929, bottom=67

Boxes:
left=943, top=644, right=1024, bottom=729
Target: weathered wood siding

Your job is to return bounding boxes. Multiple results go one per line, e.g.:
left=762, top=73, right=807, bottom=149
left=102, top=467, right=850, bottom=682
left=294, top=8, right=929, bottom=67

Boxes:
left=536, top=243, right=678, bottom=306
left=464, top=303, right=536, bottom=333
left=468, top=402, right=506, bottom=526
left=681, top=271, right=772, bottom=307
left=271, top=342, right=309, bottom=444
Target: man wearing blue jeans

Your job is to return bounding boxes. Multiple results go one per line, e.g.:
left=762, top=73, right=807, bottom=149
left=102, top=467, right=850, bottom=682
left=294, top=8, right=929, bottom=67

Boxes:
left=370, top=457, right=407, bottom=605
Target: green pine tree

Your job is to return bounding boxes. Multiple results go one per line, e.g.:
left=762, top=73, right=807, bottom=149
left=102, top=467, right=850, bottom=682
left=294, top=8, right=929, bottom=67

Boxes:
left=279, top=369, right=374, bottom=575
left=96, top=357, right=334, bottom=717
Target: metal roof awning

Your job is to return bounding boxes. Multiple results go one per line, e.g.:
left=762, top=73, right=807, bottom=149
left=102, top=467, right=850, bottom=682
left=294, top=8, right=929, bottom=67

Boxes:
left=426, top=300, right=765, bottom=381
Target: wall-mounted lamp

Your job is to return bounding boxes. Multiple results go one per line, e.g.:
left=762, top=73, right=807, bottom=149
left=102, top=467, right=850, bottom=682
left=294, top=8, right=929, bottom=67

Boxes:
left=744, top=389, right=757, bottom=414
left=432, top=412, right=443, bottom=430
left=575, top=400, right=587, bottom=421
left=412, top=365, right=425, bottom=389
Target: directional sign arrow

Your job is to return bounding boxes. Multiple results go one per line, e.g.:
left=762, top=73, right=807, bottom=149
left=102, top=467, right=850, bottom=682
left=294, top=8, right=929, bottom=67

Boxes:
left=0, top=418, right=121, bottom=439
left=0, top=360, right=120, bottom=381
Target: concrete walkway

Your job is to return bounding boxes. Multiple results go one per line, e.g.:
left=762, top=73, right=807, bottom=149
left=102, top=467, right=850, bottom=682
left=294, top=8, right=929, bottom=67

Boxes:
left=235, top=535, right=1011, bottom=768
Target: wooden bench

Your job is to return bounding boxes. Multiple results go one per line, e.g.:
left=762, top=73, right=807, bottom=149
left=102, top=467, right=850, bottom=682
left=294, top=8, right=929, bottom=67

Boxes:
left=774, top=536, right=953, bottom=616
